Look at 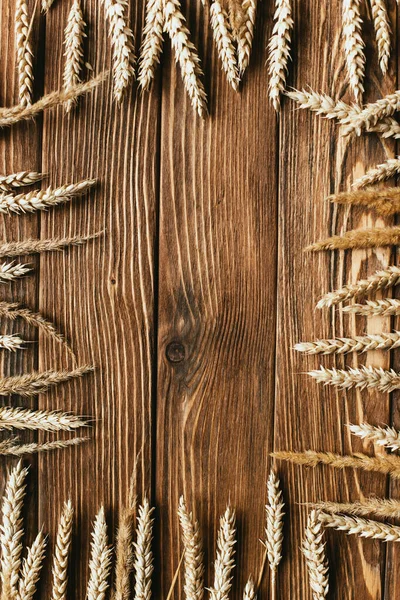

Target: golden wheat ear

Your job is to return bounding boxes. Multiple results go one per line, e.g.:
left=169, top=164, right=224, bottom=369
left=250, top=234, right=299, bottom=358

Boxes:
left=134, top=497, right=155, bottom=600
left=305, top=226, right=400, bottom=252
left=0, top=230, right=104, bottom=258
left=265, top=470, right=284, bottom=599
left=0, top=365, right=94, bottom=397
left=342, top=0, right=365, bottom=104
left=209, top=505, right=236, bottom=600
left=15, top=0, right=34, bottom=107
left=327, top=188, right=400, bottom=217
left=302, top=510, right=329, bottom=600
left=310, top=498, right=400, bottom=520
left=0, top=406, right=89, bottom=433
left=0, top=172, right=45, bottom=192
left=370, top=0, right=391, bottom=76
left=267, top=0, right=294, bottom=111
left=64, top=0, right=86, bottom=113
left=137, top=0, right=164, bottom=91
left=18, top=530, right=47, bottom=600
left=50, top=500, right=74, bottom=600
left=86, top=507, right=113, bottom=600
left=295, top=331, right=400, bottom=355
left=178, top=496, right=204, bottom=600
left=352, top=156, right=400, bottom=189
left=319, top=511, right=400, bottom=542
left=237, top=0, right=257, bottom=76
left=114, top=492, right=136, bottom=600
left=210, top=0, right=240, bottom=91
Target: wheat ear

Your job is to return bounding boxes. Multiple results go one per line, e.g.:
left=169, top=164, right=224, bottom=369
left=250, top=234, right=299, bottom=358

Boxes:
left=268, top=0, right=293, bottom=111
left=271, top=449, right=400, bottom=479
left=0, top=334, right=25, bottom=352
left=349, top=423, right=400, bottom=451
left=137, top=0, right=164, bottom=91
left=0, top=461, right=28, bottom=600
left=0, top=72, right=107, bottom=128
left=343, top=298, right=400, bottom=317
left=50, top=500, right=74, bottom=600
left=114, top=490, right=136, bottom=600
left=237, top=0, right=257, bottom=75
left=0, top=364, right=94, bottom=397
left=164, top=0, right=208, bottom=118
left=134, top=497, right=155, bottom=600
left=210, top=506, right=236, bottom=600
left=295, top=331, right=400, bottom=355
left=310, top=498, right=400, bottom=520
left=0, top=262, right=31, bottom=283
left=64, top=0, right=86, bottom=112
left=0, top=406, right=88, bottom=432
left=265, top=470, right=284, bottom=599
left=178, top=496, right=204, bottom=600
left=15, top=0, right=34, bottom=107
left=316, top=265, right=400, bottom=308
left=0, top=172, right=44, bottom=192
left=319, top=511, right=400, bottom=542
left=42, top=0, right=56, bottom=13
left=327, top=188, right=400, bottom=216
left=342, top=0, right=365, bottom=103
left=87, top=507, right=113, bottom=600
left=103, top=0, right=136, bottom=103
left=210, top=0, right=240, bottom=91
left=18, top=530, right=47, bottom=600
left=370, top=0, right=391, bottom=75
left=305, top=226, right=400, bottom=252
left=308, top=365, right=400, bottom=392
left=242, top=578, right=256, bottom=600
left=302, top=511, right=329, bottom=600
left=0, top=230, right=103, bottom=258
left=0, top=436, right=88, bottom=457
left=352, top=157, right=400, bottom=189
left=341, top=91, right=400, bottom=136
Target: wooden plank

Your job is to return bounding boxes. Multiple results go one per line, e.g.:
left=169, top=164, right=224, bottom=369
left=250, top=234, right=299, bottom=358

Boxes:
left=156, top=1, right=277, bottom=597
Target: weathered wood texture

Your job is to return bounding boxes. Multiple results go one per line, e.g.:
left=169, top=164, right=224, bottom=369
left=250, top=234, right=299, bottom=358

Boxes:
left=0, top=0, right=398, bottom=598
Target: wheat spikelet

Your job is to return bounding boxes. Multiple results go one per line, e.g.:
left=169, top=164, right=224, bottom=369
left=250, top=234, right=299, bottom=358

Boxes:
left=237, top=0, right=257, bottom=75
left=305, top=226, right=400, bottom=252
left=134, top=497, right=154, bottom=600
left=0, top=262, right=31, bottom=283
left=0, top=230, right=103, bottom=258
left=308, top=365, right=400, bottom=392
left=302, top=510, right=329, bottom=600
left=311, top=498, right=400, bottom=520
left=242, top=578, right=255, bottom=600
left=0, top=72, right=107, bottom=128
left=0, top=334, right=25, bottom=352
left=265, top=470, right=284, bottom=599
left=103, top=0, right=136, bottom=103
left=349, top=422, right=400, bottom=451
left=341, top=91, right=400, bottom=136
left=50, top=500, right=74, bottom=600
left=64, top=0, right=86, bottom=112
left=316, top=265, right=400, bottom=308
left=227, top=0, right=244, bottom=39
left=15, top=0, right=34, bottom=107
left=42, top=0, right=56, bottom=13
left=0, top=406, right=88, bottom=432
left=327, top=187, right=400, bottom=216
left=0, top=364, right=94, bottom=397
left=0, top=172, right=44, bottom=192
left=164, top=0, right=208, bottom=118
left=210, top=505, right=236, bottom=600
left=342, top=0, right=365, bottom=103
left=210, top=0, right=240, bottom=91
left=18, top=530, right=47, bottom=600
left=178, top=496, right=204, bottom=600
left=343, top=298, right=400, bottom=317
left=319, top=511, right=400, bottom=542
left=137, top=0, right=164, bottom=91
left=352, top=157, right=400, bottom=189
left=267, top=0, right=293, bottom=111
left=295, top=331, right=400, bottom=355
left=0, top=461, right=28, bottom=600
left=87, top=507, right=113, bottom=600
left=114, top=490, right=136, bottom=600
left=271, top=449, right=400, bottom=479
left=370, top=0, right=391, bottom=75
left=0, top=436, right=88, bottom=457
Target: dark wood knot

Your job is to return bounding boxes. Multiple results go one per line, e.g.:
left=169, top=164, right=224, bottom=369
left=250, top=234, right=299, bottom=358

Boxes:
left=166, top=341, right=185, bottom=363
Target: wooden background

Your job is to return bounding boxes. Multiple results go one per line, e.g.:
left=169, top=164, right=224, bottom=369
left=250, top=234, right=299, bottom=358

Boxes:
left=0, top=0, right=398, bottom=598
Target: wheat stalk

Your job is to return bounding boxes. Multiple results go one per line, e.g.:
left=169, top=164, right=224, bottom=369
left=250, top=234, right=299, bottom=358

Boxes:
left=0, top=172, right=44, bottom=192
left=18, top=530, right=47, bottom=600
left=134, top=497, right=154, bottom=600
left=342, top=298, right=400, bottom=317
left=0, top=334, right=25, bottom=352
left=0, top=262, right=31, bottom=283
left=178, top=496, right=204, bottom=600
left=0, top=364, right=94, bottom=397
left=209, top=506, right=236, bottom=600
left=64, top=0, right=86, bottom=113
left=352, top=157, right=400, bottom=189
left=0, top=461, right=28, bottom=600
left=370, top=0, right=391, bottom=75
left=210, top=0, right=240, bottom=91
left=50, top=500, right=74, bottom=600
left=87, top=507, right=113, bottom=600
left=114, top=490, right=136, bottom=600
left=0, top=407, right=88, bottom=432
left=271, top=449, right=400, bottom=479
left=316, top=265, right=400, bottom=308
left=0, top=230, right=103, bottom=258
left=295, top=331, right=400, bottom=355
left=0, top=72, right=107, bottom=128
left=349, top=423, right=400, bottom=451
left=15, top=0, right=34, bottom=107
left=0, top=437, right=88, bottom=457
left=137, top=0, right=164, bottom=91
left=319, top=511, right=400, bottom=542
left=237, top=0, right=257, bottom=75
left=342, top=0, right=365, bottom=103
left=310, top=498, right=400, bottom=520
left=341, top=91, right=400, bottom=136
left=242, top=578, right=255, bottom=600
left=308, top=365, right=400, bottom=392
left=103, top=0, right=136, bottom=103
left=268, top=0, right=293, bottom=111
left=327, top=187, right=400, bottom=216
left=302, top=510, right=329, bottom=600
left=305, top=226, right=400, bottom=252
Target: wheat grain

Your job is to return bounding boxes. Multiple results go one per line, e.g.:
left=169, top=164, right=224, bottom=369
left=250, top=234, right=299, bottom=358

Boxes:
left=302, top=511, right=329, bottom=600
left=352, top=157, right=400, bottom=189
left=42, top=0, right=56, bottom=13
left=164, top=0, right=208, bottom=118
left=0, top=230, right=103, bottom=258
left=0, top=437, right=88, bottom=457
left=178, top=496, right=204, bottom=600
left=319, top=511, right=400, bottom=542
left=0, top=334, right=25, bottom=352
left=237, top=0, right=257, bottom=75
left=87, top=507, right=113, bottom=600
left=134, top=497, right=154, bottom=600
left=370, top=0, right=391, bottom=75
left=114, top=491, right=136, bottom=600
left=341, top=90, right=400, bottom=136
left=210, top=506, right=236, bottom=600
left=103, top=0, right=136, bottom=103
left=268, top=0, right=293, bottom=111
left=64, top=0, right=86, bottom=112
left=50, top=500, right=74, bottom=600
left=305, top=226, right=400, bottom=252
left=342, top=0, right=365, bottom=103
left=210, top=0, right=240, bottom=91
left=295, top=331, right=400, bottom=355
left=327, top=188, right=400, bottom=216
left=0, top=262, right=31, bottom=283
left=0, top=172, right=44, bottom=192
left=242, top=578, right=255, bottom=600
left=15, top=0, right=34, bottom=107
left=271, top=449, right=400, bottom=479
left=308, top=365, right=400, bottom=392
left=349, top=422, right=400, bottom=451
left=18, top=530, right=47, bottom=600
left=342, top=298, right=400, bottom=317
left=0, top=406, right=88, bottom=432
left=0, top=461, right=28, bottom=600
left=311, top=498, right=400, bottom=520
left=0, top=364, right=94, bottom=397
left=137, top=0, right=164, bottom=91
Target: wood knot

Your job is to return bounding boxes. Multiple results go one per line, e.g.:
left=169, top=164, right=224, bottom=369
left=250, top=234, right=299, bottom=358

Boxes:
left=166, top=341, right=185, bottom=363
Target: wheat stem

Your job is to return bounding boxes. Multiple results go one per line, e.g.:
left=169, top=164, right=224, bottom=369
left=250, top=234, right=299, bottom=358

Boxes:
left=302, top=510, right=329, bottom=600
left=310, top=498, right=400, bottom=520
left=138, top=0, right=164, bottom=91
left=0, top=364, right=94, bottom=397
left=0, top=406, right=88, bottom=432
left=15, top=0, right=34, bottom=107
left=134, top=497, right=155, bottom=600
left=305, top=226, right=400, bottom=252
left=319, top=511, right=400, bottom=542
left=342, top=298, right=400, bottom=317
left=370, top=0, right=391, bottom=75
left=178, top=496, right=204, bottom=600
left=209, top=506, right=236, bottom=600
left=210, top=0, right=240, bottom=91
left=0, top=172, right=44, bottom=192
left=342, top=0, right=365, bottom=103
left=18, top=530, right=47, bottom=600
left=295, top=331, right=400, bottom=355
left=64, top=0, right=86, bottom=112
left=87, top=507, right=113, bottom=600
left=268, top=0, right=293, bottom=110
left=0, top=230, right=103, bottom=258
left=308, top=365, right=400, bottom=392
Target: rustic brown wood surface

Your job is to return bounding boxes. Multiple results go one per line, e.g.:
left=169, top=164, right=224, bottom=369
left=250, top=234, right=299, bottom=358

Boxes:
left=0, top=0, right=398, bottom=598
